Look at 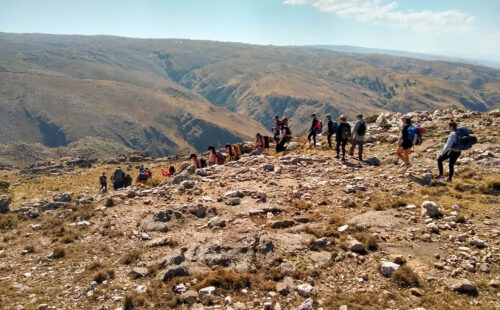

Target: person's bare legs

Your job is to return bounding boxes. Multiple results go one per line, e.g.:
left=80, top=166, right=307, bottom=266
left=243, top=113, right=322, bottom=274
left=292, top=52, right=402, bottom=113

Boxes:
left=396, top=146, right=406, bottom=164
left=403, top=148, right=410, bottom=164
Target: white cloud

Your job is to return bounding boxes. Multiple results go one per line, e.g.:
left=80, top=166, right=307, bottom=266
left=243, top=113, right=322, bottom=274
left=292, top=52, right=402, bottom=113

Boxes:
left=283, top=0, right=474, bottom=35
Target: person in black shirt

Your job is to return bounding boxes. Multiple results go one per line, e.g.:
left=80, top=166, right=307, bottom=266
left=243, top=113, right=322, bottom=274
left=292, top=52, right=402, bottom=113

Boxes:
left=326, top=114, right=337, bottom=150
left=396, top=115, right=413, bottom=171
left=99, top=172, right=107, bottom=193
left=307, top=114, right=319, bottom=147
left=335, top=115, right=351, bottom=161
left=272, top=115, right=282, bottom=143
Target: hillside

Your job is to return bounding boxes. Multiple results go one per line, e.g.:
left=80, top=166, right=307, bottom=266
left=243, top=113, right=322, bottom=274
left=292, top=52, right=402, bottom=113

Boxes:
left=0, top=33, right=499, bottom=162
left=0, top=108, right=498, bottom=309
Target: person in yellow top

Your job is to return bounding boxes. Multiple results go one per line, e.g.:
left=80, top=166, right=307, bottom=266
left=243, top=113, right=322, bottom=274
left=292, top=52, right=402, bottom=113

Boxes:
left=225, top=143, right=241, bottom=163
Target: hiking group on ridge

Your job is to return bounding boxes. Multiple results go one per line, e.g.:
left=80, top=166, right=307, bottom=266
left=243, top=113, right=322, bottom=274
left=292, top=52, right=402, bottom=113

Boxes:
left=99, top=111, right=477, bottom=191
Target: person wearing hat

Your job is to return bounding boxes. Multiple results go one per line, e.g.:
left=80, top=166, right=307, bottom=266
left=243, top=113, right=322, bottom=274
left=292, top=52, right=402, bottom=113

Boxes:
left=335, top=115, right=351, bottom=161
left=396, top=114, right=413, bottom=171
left=326, top=114, right=338, bottom=150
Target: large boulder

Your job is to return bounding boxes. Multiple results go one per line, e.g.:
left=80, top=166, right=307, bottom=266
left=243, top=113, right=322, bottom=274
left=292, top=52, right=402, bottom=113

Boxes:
left=376, top=113, right=391, bottom=129
left=0, top=195, right=11, bottom=213
left=53, top=192, right=72, bottom=202
left=448, top=279, right=478, bottom=296
left=297, top=284, right=317, bottom=297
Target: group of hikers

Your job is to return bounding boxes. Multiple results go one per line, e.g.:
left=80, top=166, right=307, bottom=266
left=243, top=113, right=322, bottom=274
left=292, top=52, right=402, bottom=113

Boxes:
left=99, top=112, right=477, bottom=192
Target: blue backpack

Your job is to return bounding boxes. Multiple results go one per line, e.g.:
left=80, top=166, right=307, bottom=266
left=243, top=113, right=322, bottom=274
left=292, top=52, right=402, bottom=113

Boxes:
left=408, top=125, right=424, bottom=146
left=453, top=127, right=477, bottom=151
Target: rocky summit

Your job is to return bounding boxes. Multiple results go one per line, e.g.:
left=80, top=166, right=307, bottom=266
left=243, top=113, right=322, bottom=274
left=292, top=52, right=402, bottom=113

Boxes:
left=0, top=108, right=499, bottom=310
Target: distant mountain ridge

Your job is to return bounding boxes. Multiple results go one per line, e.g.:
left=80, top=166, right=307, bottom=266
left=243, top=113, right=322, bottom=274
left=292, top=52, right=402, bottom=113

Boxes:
left=0, top=33, right=499, bottom=159
left=307, top=45, right=500, bottom=69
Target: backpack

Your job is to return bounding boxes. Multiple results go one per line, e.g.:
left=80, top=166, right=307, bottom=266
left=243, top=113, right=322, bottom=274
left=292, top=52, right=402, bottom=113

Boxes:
left=113, top=169, right=124, bottom=183
left=357, top=122, right=367, bottom=136
left=408, top=125, right=424, bottom=146
left=316, top=121, right=323, bottom=134
left=453, top=127, right=477, bottom=151
left=263, top=136, right=270, bottom=148
left=200, top=159, right=207, bottom=168
left=99, top=175, right=107, bottom=184
left=340, top=125, right=350, bottom=140
left=215, top=151, right=225, bottom=164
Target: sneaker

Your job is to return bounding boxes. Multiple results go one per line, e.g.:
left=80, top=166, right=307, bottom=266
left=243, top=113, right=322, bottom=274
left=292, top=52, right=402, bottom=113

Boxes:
left=341, top=157, right=346, bottom=162
left=335, top=155, right=340, bottom=159
left=446, top=179, right=452, bottom=183
left=436, top=175, right=445, bottom=180
left=403, top=162, right=411, bottom=172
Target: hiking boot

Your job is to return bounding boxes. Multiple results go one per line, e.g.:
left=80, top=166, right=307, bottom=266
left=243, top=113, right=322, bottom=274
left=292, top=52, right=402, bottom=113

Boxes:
left=341, top=157, right=346, bottom=162
left=446, top=179, right=452, bottom=183
left=403, top=162, right=412, bottom=172
left=335, top=155, right=340, bottom=159
left=436, top=175, right=445, bottom=180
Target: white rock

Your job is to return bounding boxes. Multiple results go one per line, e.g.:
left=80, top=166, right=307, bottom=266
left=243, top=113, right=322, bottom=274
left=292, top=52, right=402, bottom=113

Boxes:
left=297, top=284, right=317, bottom=297
left=380, top=261, right=400, bottom=277
left=199, top=286, right=216, bottom=295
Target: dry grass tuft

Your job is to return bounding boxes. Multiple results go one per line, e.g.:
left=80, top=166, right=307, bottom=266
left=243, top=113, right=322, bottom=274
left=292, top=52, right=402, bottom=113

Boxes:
left=391, top=265, right=420, bottom=288
left=105, top=198, right=115, bottom=208
left=51, top=247, right=66, bottom=259
left=0, top=214, right=18, bottom=230
left=195, top=269, right=254, bottom=291
left=121, top=251, right=140, bottom=265
left=123, top=294, right=146, bottom=310
left=93, top=269, right=115, bottom=283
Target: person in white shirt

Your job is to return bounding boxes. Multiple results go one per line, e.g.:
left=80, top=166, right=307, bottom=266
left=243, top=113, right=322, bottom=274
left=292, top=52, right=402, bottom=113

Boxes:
left=436, top=121, right=461, bottom=183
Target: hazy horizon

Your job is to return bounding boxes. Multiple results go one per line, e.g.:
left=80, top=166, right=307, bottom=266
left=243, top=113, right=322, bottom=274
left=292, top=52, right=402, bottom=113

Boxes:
left=1, top=0, right=499, bottom=63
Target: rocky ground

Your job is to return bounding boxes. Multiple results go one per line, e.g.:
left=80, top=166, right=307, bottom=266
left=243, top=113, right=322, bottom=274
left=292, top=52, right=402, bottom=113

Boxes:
left=0, top=108, right=499, bottom=310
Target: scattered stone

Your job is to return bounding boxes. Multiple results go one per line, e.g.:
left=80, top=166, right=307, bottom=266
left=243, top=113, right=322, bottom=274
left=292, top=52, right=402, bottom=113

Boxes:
left=347, top=236, right=366, bottom=254
left=297, top=284, right=317, bottom=297
left=380, top=261, right=400, bottom=277
left=297, top=298, right=314, bottom=310
left=421, top=201, right=442, bottom=218
left=199, top=286, right=216, bottom=296
left=0, top=195, right=11, bottom=213
left=131, top=267, right=149, bottom=278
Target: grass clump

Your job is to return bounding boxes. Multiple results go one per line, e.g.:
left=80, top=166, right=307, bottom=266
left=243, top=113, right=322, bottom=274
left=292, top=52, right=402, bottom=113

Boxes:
left=0, top=214, right=18, bottom=230
left=105, top=198, right=115, bottom=208
left=195, top=269, right=254, bottom=291
left=93, top=269, right=115, bottom=283
left=51, top=247, right=66, bottom=259
left=59, top=232, right=77, bottom=244
left=123, top=294, right=146, bottom=310
left=121, top=251, right=140, bottom=265
left=391, top=265, right=420, bottom=288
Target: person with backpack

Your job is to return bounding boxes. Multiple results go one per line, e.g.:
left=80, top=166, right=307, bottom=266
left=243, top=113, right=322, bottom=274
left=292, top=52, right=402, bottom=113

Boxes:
left=190, top=154, right=207, bottom=168
left=276, top=121, right=292, bottom=153
left=349, top=114, right=366, bottom=161
left=436, top=121, right=467, bottom=183
left=161, top=166, right=176, bottom=177
left=99, top=172, right=107, bottom=193
left=112, top=167, right=125, bottom=190
left=396, top=115, right=413, bottom=171
left=207, top=146, right=224, bottom=165
left=335, top=115, right=351, bottom=161
left=272, top=115, right=282, bottom=143
left=326, top=114, right=338, bottom=150
left=254, top=133, right=264, bottom=155
left=225, top=144, right=241, bottom=163
left=307, top=114, right=319, bottom=147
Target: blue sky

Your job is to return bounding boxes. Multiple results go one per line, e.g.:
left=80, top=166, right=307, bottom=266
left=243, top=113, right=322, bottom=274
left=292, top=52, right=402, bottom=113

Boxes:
left=1, top=0, right=499, bottom=61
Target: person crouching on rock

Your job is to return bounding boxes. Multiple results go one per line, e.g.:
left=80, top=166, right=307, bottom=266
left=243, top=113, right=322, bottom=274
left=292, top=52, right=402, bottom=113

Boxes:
left=396, top=115, right=413, bottom=172
left=161, top=166, right=176, bottom=177
left=99, top=172, right=107, bottom=193
left=190, top=154, right=207, bottom=168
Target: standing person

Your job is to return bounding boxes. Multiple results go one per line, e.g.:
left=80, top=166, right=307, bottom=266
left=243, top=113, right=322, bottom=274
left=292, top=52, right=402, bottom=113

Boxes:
left=112, top=167, right=125, bottom=190
left=99, top=172, right=107, bottom=193
left=326, top=114, right=337, bottom=150
left=190, top=154, right=207, bottom=168
left=272, top=115, right=282, bottom=143
left=436, top=121, right=462, bottom=183
left=307, top=114, right=319, bottom=147
left=335, top=115, right=351, bottom=161
left=255, top=133, right=264, bottom=155
left=349, top=114, right=367, bottom=161
left=395, top=115, right=413, bottom=171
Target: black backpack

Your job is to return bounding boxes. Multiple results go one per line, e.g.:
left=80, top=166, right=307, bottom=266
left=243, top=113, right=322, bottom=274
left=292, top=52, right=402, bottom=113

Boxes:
left=99, top=175, right=107, bottom=184
left=113, top=169, right=124, bottom=183
left=357, top=122, right=366, bottom=136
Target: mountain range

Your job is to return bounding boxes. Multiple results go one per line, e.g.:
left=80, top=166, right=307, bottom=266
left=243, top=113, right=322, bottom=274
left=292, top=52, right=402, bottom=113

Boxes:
left=0, top=33, right=499, bottom=161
